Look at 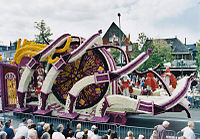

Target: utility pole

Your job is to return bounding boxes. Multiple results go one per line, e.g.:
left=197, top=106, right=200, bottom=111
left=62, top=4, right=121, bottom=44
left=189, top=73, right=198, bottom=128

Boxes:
left=118, top=13, right=122, bottom=67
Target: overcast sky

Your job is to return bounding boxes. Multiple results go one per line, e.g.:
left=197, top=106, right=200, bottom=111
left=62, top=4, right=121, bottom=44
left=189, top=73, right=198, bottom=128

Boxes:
left=0, top=0, right=199, bottom=45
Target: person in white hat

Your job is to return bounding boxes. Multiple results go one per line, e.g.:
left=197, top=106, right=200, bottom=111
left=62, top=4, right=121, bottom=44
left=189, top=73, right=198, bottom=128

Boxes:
left=88, top=125, right=97, bottom=139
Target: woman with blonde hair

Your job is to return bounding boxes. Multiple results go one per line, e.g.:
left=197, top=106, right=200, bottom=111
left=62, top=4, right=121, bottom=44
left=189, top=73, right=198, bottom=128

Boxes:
left=125, top=131, right=134, bottom=139
left=41, top=124, right=50, bottom=139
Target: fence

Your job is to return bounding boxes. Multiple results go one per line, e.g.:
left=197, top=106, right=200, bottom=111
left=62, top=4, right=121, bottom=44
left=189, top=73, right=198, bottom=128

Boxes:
left=1, top=112, right=197, bottom=139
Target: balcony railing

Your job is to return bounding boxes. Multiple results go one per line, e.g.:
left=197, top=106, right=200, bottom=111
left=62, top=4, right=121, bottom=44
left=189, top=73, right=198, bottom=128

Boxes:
left=172, top=60, right=197, bottom=68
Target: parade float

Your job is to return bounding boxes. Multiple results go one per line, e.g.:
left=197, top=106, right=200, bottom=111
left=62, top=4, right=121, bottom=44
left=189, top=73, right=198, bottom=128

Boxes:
left=0, top=30, right=192, bottom=125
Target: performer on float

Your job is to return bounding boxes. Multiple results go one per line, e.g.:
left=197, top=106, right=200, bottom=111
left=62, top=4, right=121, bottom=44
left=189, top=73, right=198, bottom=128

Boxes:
left=161, top=62, right=177, bottom=89
left=144, top=73, right=158, bottom=95
left=120, top=75, right=133, bottom=96
left=35, top=66, right=44, bottom=109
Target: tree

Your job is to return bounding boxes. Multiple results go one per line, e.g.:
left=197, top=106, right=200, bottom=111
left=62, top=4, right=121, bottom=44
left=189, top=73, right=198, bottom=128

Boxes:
left=109, top=48, right=120, bottom=65
left=132, top=33, right=174, bottom=71
left=34, top=20, right=53, bottom=44
left=195, top=40, right=200, bottom=71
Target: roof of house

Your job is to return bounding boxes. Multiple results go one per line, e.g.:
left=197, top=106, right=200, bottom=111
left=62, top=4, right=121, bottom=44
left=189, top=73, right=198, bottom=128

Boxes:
left=103, top=22, right=132, bottom=45
left=164, top=38, right=189, bottom=53
left=186, top=44, right=197, bottom=52
left=146, top=38, right=190, bottom=54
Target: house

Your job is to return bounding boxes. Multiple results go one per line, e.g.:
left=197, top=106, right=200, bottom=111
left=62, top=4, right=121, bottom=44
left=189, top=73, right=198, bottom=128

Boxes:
left=102, top=22, right=132, bottom=66
left=0, top=42, right=17, bottom=63
left=186, top=43, right=197, bottom=61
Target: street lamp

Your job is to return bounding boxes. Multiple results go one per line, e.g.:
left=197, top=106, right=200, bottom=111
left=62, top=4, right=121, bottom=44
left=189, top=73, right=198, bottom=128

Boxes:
left=118, top=13, right=122, bottom=67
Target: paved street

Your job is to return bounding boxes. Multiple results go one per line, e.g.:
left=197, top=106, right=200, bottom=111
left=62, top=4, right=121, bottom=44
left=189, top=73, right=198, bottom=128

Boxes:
left=127, top=108, right=200, bottom=133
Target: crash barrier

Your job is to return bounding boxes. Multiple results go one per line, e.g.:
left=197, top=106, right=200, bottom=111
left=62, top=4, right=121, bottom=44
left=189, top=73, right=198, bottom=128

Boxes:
left=4, top=112, right=197, bottom=138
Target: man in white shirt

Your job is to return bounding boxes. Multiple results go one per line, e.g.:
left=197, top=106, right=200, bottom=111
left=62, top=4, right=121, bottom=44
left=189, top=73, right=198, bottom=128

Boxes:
left=181, top=121, right=196, bottom=139
left=52, top=124, right=65, bottom=139
left=88, top=125, right=97, bottom=139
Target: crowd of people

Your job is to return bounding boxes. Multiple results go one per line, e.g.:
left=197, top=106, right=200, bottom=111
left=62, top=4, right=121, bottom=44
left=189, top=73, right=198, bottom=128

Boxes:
left=186, top=77, right=200, bottom=108
left=0, top=118, right=196, bottom=139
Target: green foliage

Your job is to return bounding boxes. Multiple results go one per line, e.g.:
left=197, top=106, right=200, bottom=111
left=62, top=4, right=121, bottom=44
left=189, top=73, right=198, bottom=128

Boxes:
left=34, top=20, right=53, bottom=44
left=132, top=33, right=174, bottom=71
left=110, top=48, right=120, bottom=65
left=195, top=40, right=200, bottom=70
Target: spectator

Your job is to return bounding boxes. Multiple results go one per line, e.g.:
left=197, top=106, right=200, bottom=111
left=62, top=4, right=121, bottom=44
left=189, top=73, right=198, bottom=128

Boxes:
left=75, top=123, right=83, bottom=139
left=37, top=122, right=45, bottom=138
left=67, top=130, right=75, bottom=139
left=154, top=121, right=170, bottom=139
left=19, top=118, right=27, bottom=127
left=181, top=121, right=195, bottom=139
left=88, top=125, right=97, bottom=139
left=106, top=129, right=112, bottom=139
left=191, top=78, right=197, bottom=90
left=27, top=119, right=33, bottom=126
left=0, top=131, right=7, bottom=139
left=14, top=121, right=28, bottom=139
left=41, top=132, right=50, bottom=139
left=63, top=123, right=72, bottom=138
left=91, top=128, right=100, bottom=139
left=41, top=123, right=50, bottom=139
left=110, top=131, right=118, bottom=139
left=2, top=121, right=15, bottom=139
left=7, top=119, right=14, bottom=130
left=125, top=131, right=134, bottom=139
left=52, top=124, right=65, bottom=139
left=48, top=123, right=55, bottom=138
left=28, top=123, right=38, bottom=139
left=82, top=129, right=89, bottom=139
left=150, top=130, right=157, bottom=139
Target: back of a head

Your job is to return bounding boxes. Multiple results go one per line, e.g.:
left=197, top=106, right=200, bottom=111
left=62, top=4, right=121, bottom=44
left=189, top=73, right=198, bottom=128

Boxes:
left=188, top=121, right=195, bottom=128
left=128, top=131, right=133, bottom=139
left=77, top=123, right=81, bottom=130
left=107, top=129, right=112, bottom=136
left=4, top=121, right=10, bottom=128
left=110, top=131, right=118, bottom=139
left=50, top=124, right=54, bottom=129
left=27, top=119, right=33, bottom=125
left=30, top=123, right=36, bottom=129
left=18, top=136, right=25, bottom=139
left=94, top=128, right=98, bottom=135
left=91, top=125, right=97, bottom=131
left=84, top=129, right=88, bottom=134
left=22, top=118, right=27, bottom=123
left=57, top=126, right=63, bottom=132
left=138, top=134, right=144, bottom=139
left=40, top=122, right=45, bottom=126
left=43, top=124, right=50, bottom=132
left=162, top=121, right=170, bottom=127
